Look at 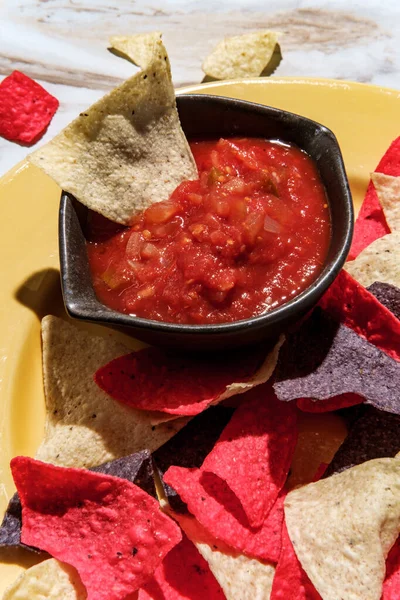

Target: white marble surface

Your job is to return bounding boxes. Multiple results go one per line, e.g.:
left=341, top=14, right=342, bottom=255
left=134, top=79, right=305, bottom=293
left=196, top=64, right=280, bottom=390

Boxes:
left=1, top=0, right=400, bottom=175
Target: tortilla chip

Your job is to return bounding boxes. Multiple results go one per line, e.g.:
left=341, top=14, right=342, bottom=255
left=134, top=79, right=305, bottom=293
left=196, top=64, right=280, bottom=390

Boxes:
left=176, top=514, right=276, bottom=600
left=348, top=136, right=400, bottom=260
left=0, top=450, right=156, bottom=552
left=12, top=456, right=181, bottom=600
left=345, top=232, right=400, bottom=289
left=373, top=136, right=400, bottom=174
left=368, top=282, right=400, bottom=320
left=270, top=522, right=321, bottom=600
left=349, top=193, right=387, bottom=260
left=323, top=407, right=400, bottom=477
left=287, top=412, right=347, bottom=490
left=202, top=31, right=279, bottom=80
left=383, top=537, right=400, bottom=600
left=139, top=533, right=225, bottom=599
left=29, top=39, right=197, bottom=225
left=201, top=386, right=297, bottom=528
left=312, top=462, right=329, bottom=481
left=109, top=32, right=162, bottom=68
left=0, top=491, right=35, bottom=552
left=274, top=308, right=400, bottom=415
left=296, top=393, right=362, bottom=413
left=153, top=406, right=234, bottom=512
left=96, top=337, right=283, bottom=417
left=348, top=179, right=389, bottom=261
left=218, top=335, right=284, bottom=401
left=95, top=343, right=272, bottom=416
left=284, top=457, right=400, bottom=600
left=319, top=269, right=400, bottom=362
left=90, top=449, right=156, bottom=496
left=164, top=464, right=285, bottom=563
left=36, top=316, right=187, bottom=468
left=372, top=172, right=400, bottom=231
left=3, top=558, right=86, bottom=600
left=0, top=70, right=59, bottom=144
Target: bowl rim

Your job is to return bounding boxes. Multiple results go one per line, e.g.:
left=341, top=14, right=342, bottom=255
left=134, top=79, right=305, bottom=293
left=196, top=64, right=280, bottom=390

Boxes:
left=60, top=93, right=354, bottom=335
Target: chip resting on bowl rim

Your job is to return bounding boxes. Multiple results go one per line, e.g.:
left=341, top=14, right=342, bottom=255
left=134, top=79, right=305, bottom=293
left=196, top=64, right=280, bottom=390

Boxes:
left=28, top=37, right=197, bottom=225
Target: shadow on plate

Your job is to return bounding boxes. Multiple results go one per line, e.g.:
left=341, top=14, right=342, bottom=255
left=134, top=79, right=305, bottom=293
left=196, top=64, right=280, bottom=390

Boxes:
left=14, top=268, right=65, bottom=321
left=0, top=545, right=47, bottom=568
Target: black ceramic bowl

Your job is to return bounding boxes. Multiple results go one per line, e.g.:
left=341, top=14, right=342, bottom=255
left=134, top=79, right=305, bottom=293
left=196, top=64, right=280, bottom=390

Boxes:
left=59, top=94, right=353, bottom=350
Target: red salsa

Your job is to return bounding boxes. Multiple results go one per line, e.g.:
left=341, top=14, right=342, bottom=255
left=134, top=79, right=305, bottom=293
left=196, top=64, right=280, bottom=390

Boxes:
left=86, top=138, right=331, bottom=324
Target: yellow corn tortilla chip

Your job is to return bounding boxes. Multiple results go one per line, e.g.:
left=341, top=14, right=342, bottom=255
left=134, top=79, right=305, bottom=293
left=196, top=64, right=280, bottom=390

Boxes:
left=175, top=514, right=276, bottom=600
left=29, top=38, right=197, bottom=225
left=345, top=232, right=400, bottom=288
left=202, top=31, right=279, bottom=80
left=285, top=457, right=400, bottom=600
left=371, top=172, right=400, bottom=231
left=36, top=316, right=188, bottom=468
left=287, top=412, right=348, bottom=490
left=3, top=559, right=86, bottom=599
left=109, top=32, right=162, bottom=68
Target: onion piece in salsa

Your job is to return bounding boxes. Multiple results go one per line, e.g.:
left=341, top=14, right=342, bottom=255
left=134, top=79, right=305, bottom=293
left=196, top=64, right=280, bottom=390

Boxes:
left=86, top=138, right=331, bottom=324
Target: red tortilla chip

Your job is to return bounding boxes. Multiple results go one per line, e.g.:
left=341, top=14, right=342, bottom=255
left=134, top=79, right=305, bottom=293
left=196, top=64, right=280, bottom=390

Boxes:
left=348, top=182, right=389, bottom=260
left=348, top=137, right=400, bottom=260
left=139, top=533, right=225, bottom=599
left=95, top=346, right=264, bottom=416
left=383, top=537, right=400, bottom=600
left=202, top=385, right=297, bottom=528
left=374, top=137, right=400, bottom=174
left=297, top=393, right=362, bottom=413
left=312, top=463, right=329, bottom=482
left=164, top=466, right=284, bottom=562
left=319, top=270, right=400, bottom=361
left=12, top=456, right=181, bottom=600
left=0, top=71, right=58, bottom=144
left=270, top=522, right=322, bottom=599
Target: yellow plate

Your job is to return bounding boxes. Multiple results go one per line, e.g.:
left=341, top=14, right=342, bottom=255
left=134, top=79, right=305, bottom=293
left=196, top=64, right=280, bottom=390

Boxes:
left=1, top=76, right=400, bottom=592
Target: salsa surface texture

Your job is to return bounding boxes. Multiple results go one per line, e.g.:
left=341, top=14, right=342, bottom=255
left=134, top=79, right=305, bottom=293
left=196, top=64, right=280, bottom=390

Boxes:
left=86, top=138, right=331, bottom=324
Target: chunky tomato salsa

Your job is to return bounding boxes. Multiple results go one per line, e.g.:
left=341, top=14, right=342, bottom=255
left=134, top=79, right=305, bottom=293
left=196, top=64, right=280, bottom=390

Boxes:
left=86, top=138, right=331, bottom=324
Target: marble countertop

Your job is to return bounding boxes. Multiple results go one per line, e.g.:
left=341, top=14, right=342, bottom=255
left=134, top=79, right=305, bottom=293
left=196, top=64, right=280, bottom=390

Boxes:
left=1, top=0, right=400, bottom=175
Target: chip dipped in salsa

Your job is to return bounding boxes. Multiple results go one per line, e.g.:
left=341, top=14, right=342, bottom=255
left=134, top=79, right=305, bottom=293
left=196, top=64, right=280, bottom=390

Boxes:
left=86, top=138, right=331, bottom=324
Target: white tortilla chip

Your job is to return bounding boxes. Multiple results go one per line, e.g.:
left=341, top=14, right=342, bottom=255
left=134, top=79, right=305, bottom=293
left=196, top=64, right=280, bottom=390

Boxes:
left=371, top=172, right=400, bottom=231
left=202, top=31, right=279, bottom=80
left=175, top=514, right=275, bottom=600
left=345, top=232, right=400, bottom=288
left=285, top=457, right=400, bottom=600
left=216, top=334, right=284, bottom=404
left=29, top=38, right=197, bottom=225
left=3, top=559, right=86, bottom=600
left=36, top=316, right=187, bottom=468
left=109, top=32, right=162, bottom=68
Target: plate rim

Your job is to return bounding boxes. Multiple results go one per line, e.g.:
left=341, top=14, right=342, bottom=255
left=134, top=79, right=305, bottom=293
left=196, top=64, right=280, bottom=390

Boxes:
left=1, top=74, right=400, bottom=590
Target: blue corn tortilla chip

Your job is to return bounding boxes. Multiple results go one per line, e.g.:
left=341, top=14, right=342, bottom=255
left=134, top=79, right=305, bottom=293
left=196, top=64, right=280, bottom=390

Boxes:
left=91, top=450, right=155, bottom=497
left=0, top=492, right=35, bottom=552
left=0, top=449, right=154, bottom=552
left=324, top=407, right=400, bottom=477
left=273, top=308, right=400, bottom=414
left=153, top=406, right=234, bottom=512
left=368, top=282, right=400, bottom=320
